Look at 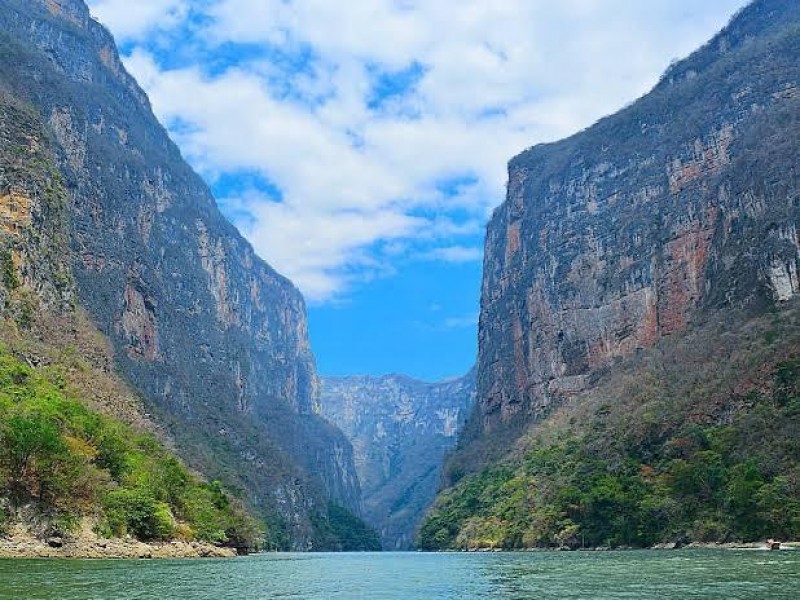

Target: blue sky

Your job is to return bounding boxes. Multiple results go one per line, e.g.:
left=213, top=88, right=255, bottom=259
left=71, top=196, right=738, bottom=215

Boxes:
left=87, top=0, right=747, bottom=381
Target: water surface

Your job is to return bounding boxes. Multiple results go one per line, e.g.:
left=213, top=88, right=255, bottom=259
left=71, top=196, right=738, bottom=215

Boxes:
left=1, top=549, right=798, bottom=599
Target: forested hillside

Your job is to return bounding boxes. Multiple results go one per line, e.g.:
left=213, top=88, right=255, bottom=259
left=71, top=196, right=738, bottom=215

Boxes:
left=421, top=305, right=800, bottom=549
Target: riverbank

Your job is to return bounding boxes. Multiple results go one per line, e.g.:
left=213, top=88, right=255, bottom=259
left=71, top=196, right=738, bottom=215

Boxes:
left=658, top=541, right=800, bottom=550
left=0, top=529, right=236, bottom=559
left=451, top=540, right=800, bottom=553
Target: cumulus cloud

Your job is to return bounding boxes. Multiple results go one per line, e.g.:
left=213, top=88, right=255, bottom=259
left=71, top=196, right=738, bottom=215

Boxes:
left=88, top=0, right=188, bottom=39
left=88, top=0, right=747, bottom=302
left=229, top=191, right=424, bottom=299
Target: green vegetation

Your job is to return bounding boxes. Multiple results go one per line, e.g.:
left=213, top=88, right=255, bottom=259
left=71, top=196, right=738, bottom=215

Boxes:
left=420, top=358, right=800, bottom=550
left=311, top=502, right=381, bottom=551
left=0, top=250, right=18, bottom=291
left=0, top=348, right=261, bottom=549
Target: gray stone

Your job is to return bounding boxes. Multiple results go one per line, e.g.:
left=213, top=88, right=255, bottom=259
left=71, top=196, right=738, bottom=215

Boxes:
left=321, top=370, right=475, bottom=549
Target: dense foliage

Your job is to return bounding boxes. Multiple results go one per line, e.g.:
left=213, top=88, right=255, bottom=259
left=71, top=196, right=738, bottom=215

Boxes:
left=0, top=348, right=261, bottom=549
left=420, top=356, right=800, bottom=550
left=311, top=502, right=382, bottom=552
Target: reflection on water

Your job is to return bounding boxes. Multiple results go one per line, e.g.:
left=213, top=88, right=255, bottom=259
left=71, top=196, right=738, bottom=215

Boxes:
left=1, top=549, right=798, bottom=600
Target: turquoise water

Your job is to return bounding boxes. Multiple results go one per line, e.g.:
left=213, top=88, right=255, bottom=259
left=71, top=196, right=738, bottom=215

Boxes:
left=1, top=550, right=798, bottom=599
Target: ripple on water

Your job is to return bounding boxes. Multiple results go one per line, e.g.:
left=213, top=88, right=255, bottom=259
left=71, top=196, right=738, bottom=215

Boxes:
left=0, top=549, right=798, bottom=600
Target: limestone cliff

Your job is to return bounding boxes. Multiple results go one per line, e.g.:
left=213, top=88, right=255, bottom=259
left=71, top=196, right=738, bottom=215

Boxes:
left=460, top=0, right=800, bottom=472
left=0, top=0, right=364, bottom=549
left=423, top=0, right=800, bottom=550
left=321, top=371, right=475, bottom=549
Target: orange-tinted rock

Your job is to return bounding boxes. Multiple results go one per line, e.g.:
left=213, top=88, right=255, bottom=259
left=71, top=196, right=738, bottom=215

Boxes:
left=119, top=283, right=161, bottom=362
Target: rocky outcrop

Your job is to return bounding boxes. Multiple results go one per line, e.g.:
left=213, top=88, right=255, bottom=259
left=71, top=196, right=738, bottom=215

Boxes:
left=0, top=523, right=237, bottom=559
left=321, top=370, right=475, bottom=549
left=0, top=0, right=363, bottom=548
left=473, top=0, right=800, bottom=444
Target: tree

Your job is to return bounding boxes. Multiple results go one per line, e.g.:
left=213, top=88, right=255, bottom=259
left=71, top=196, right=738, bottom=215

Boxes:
left=0, top=414, right=67, bottom=504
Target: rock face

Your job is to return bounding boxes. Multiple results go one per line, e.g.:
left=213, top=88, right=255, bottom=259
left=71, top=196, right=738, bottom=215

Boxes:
left=321, top=371, right=475, bottom=549
left=0, top=91, right=74, bottom=318
left=0, top=0, right=363, bottom=548
left=473, top=0, right=800, bottom=444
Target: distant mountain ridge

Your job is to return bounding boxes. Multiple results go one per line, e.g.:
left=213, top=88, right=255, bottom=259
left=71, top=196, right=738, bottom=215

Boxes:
left=321, top=370, right=475, bottom=549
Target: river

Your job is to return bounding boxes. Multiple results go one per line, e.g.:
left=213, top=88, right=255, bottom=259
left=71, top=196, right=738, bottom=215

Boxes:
left=1, top=549, right=798, bottom=599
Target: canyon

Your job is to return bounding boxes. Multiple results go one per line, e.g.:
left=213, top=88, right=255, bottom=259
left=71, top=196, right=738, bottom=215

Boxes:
left=321, top=371, right=475, bottom=549
left=2, top=0, right=799, bottom=554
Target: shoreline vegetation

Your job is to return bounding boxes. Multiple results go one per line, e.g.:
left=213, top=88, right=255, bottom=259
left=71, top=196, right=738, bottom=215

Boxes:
left=442, top=541, right=800, bottom=553
left=1, top=536, right=798, bottom=559
left=0, top=346, right=261, bottom=557
left=420, top=310, right=800, bottom=553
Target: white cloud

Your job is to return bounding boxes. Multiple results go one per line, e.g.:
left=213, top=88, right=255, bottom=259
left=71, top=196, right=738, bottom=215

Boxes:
left=89, top=0, right=748, bottom=302
left=420, top=246, right=483, bottom=264
left=413, top=312, right=479, bottom=332
left=230, top=191, right=424, bottom=299
left=87, top=0, right=187, bottom=39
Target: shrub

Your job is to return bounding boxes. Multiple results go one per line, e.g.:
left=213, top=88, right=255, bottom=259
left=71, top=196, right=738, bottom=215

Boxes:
left=0, top=413, right=69, bottom=503
left=103, top=488, right=174, bottom=541
left=180, top=485, right=227, bottom=545
left=0, top=349, right=260, bottom=550
left=0, top=504, right=7, bottom=535
left=1, top=249, right=19, bottom=290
